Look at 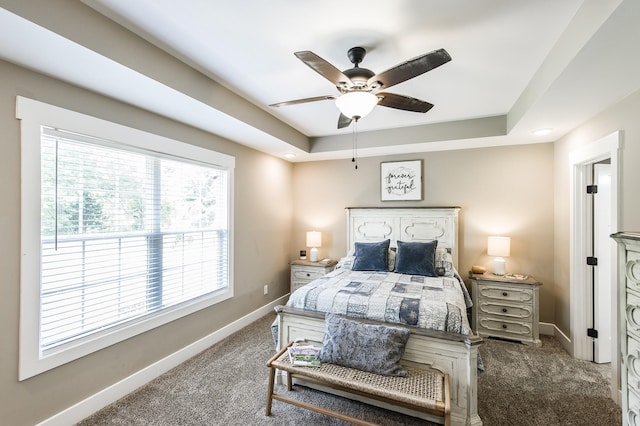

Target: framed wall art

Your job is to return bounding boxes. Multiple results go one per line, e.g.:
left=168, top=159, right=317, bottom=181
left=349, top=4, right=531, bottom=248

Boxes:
left=380, top=160, right=423, bottom=201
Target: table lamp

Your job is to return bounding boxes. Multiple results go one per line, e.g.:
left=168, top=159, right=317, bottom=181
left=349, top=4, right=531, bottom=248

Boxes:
left=487, top=236, right=510, bottom=276
left=306, top=231, right=322, bottom=262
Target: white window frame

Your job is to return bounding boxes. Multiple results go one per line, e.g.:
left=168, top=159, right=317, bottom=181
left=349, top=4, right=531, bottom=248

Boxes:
left=17, top=96, right=235, bottom=380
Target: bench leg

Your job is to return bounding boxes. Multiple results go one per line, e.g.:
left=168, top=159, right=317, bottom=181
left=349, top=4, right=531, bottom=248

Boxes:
left=265, top=366, right=276, bottom=416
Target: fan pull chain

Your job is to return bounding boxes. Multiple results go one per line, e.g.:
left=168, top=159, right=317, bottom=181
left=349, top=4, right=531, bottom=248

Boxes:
left=352, top=117, right=359, bottom=170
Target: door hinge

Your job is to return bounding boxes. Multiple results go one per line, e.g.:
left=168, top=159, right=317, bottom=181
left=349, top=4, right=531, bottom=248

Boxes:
left=587, top=328, right=598, bottom=338
left=586, top=256, right=598, bottom=266
left=586, top=185, right=598, bottom=194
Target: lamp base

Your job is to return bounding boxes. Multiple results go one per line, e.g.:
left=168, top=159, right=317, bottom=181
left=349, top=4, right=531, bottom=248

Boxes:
left=310, top=247, right=319, bottom=262
left=493, top=257, right=506, bottom=276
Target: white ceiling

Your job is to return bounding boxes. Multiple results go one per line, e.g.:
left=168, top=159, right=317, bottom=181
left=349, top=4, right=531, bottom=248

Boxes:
left=2, top=0, right=640, bottom=161
left=85, top=0, right=582, bottom=135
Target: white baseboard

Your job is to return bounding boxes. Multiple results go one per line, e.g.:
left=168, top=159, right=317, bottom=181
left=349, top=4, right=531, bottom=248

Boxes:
left=38, top=295, right=289, bottom=426
left=539, top=322, right=572, bottom=355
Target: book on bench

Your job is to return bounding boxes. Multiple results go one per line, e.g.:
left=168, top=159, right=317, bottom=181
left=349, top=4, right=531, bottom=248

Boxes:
left=287, top=345, right=321, bottom=367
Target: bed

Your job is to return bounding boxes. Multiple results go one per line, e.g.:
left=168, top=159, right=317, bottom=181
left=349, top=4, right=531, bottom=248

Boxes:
left=274, top=207, right=483, bottom=426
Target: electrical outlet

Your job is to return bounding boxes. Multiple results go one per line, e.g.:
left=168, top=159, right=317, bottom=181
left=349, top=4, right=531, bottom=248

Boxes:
left=263, top=284, right=269, bottom=295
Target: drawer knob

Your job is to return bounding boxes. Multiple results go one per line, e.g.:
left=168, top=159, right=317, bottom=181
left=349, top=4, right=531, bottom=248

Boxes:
left=502, top=292, right=508, bottom=297
left=306, top=273, right=310, bottom=277
left=502, top=324, right=508, bottom=329
left=502, top=308, right=508, bottom=313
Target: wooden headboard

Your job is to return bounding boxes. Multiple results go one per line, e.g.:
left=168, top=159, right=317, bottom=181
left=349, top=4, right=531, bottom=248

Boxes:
left=346, top=207, right=461, bottom=269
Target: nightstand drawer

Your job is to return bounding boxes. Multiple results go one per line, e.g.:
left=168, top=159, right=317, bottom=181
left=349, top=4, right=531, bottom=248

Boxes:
left=477, top=285, right=533, bottom=304
left=477, top=317, right=533, bottom=339
left=292, top=267, right=326, bottom=282
left=290, top=260, right=337, bottom=293
left=477, top=301, right=533, bottom=320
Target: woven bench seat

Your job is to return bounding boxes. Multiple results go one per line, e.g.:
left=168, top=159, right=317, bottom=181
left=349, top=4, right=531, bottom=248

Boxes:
left=266, top=342, right=451, bottom=426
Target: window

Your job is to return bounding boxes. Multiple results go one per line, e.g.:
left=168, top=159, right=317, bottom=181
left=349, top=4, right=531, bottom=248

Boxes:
left=17, top=97, right=234, bottom=380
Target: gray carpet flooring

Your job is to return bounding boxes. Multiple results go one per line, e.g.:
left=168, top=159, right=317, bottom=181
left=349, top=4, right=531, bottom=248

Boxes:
left=77, top=313, right=621, bottom=425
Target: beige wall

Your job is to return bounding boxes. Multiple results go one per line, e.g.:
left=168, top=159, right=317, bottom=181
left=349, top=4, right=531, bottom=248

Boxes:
left=0, top=59, right=293, bottom=425
left=291, top=144, right=556, bottom=322
left=553, top=88, right=640, bottom=335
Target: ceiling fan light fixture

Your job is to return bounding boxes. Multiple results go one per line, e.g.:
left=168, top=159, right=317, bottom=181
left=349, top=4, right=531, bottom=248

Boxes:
left=335, top=91, right=379, bottom=119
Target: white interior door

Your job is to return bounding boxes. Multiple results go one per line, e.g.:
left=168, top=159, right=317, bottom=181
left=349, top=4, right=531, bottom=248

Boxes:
left=569, top=131, right=619, bottom=403
left=593, top=162, right=612, bottom=363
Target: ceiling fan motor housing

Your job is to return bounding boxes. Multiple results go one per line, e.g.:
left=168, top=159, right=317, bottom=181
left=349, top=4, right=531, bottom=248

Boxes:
left=343, top=47, right=374, bottom=89
left=342, top=67, right=375, bottom=88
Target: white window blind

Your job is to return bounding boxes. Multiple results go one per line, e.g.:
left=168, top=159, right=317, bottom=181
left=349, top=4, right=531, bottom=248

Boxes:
left=18, top=97, right=235, bottom=379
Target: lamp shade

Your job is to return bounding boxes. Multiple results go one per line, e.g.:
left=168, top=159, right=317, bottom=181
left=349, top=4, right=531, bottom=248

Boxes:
left=335, top=91, right=379, bottom=119
left=306, top=231, right=322, bottom=248
left=487, top=236, right=510, bottom=257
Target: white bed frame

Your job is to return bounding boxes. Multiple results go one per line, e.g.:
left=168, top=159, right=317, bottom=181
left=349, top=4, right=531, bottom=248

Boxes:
left=276, top=207, right=483, bottom=426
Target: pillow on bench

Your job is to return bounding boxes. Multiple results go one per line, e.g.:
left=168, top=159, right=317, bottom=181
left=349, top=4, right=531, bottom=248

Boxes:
left=318, top=313, right=410, bottom=376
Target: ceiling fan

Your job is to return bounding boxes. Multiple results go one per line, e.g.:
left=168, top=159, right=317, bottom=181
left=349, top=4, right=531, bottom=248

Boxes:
left=269, top=46, right=451, bottom=129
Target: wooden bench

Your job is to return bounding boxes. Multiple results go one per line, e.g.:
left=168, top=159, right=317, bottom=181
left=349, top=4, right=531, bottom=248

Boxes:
left=266, top=342, right=451, bottom=426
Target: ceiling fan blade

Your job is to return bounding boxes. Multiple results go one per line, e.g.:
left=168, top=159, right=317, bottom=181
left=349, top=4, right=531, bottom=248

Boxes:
left=269, top=94, right=337, bottom=108
left=367, top=48, right=451, bottom=90
left=377, top=92, right=434, bottom=113
left=337, top=113, right=353, bottom=129
left=295, top=51, right=354, bottom=88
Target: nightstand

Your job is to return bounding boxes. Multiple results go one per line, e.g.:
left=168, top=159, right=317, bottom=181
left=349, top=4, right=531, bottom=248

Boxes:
left=470, top=273, right=542, bottom=347
left=290, top=259, right=337, bottom=292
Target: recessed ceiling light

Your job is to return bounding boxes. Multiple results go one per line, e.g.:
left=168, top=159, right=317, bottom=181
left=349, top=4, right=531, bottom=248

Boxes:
left=532, top=128, right=553, bottom=136
left=283, top=153, right=296, bottom=159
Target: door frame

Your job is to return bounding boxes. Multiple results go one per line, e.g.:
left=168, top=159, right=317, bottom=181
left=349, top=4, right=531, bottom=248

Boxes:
left=569, top=131, right=620, bottom=402
left=593, top=162, right=612, bottom=363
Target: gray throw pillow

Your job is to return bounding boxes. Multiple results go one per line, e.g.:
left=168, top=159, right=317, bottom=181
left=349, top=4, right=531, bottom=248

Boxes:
left=394, top=240, right=438, bottom=276
left=318, top=313, right=410, bottom=376
left=352, top=239, right=390, bottom=272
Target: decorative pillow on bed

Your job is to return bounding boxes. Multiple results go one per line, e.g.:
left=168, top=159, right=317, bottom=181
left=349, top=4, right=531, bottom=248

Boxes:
left=335, top=256, right=355, bottom=270
left=394, top=240, right=438, bottom=277
left=318, top=313, right=410, bottom=376
left=351, top=239, right=390, bottom=272
left=387, top=247, right=396, bottom=271
left=337, top=247, right=396, bottom=271
left=435, top=247, right=455, bottom=277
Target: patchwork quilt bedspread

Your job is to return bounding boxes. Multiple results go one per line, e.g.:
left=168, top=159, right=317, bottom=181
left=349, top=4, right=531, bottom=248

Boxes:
left=285, top=268, right=473, bottom=335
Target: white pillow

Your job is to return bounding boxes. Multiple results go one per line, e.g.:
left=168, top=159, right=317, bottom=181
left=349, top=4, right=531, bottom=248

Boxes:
left=435, top=247, right=454, bottom=277
left=335, top=256, right=355, bottom=270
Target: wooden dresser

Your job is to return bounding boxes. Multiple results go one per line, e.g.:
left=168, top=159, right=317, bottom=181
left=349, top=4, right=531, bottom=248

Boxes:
left=612, top=232, right=640, bottom=425
left=470, top=273, right=542, bottom=347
